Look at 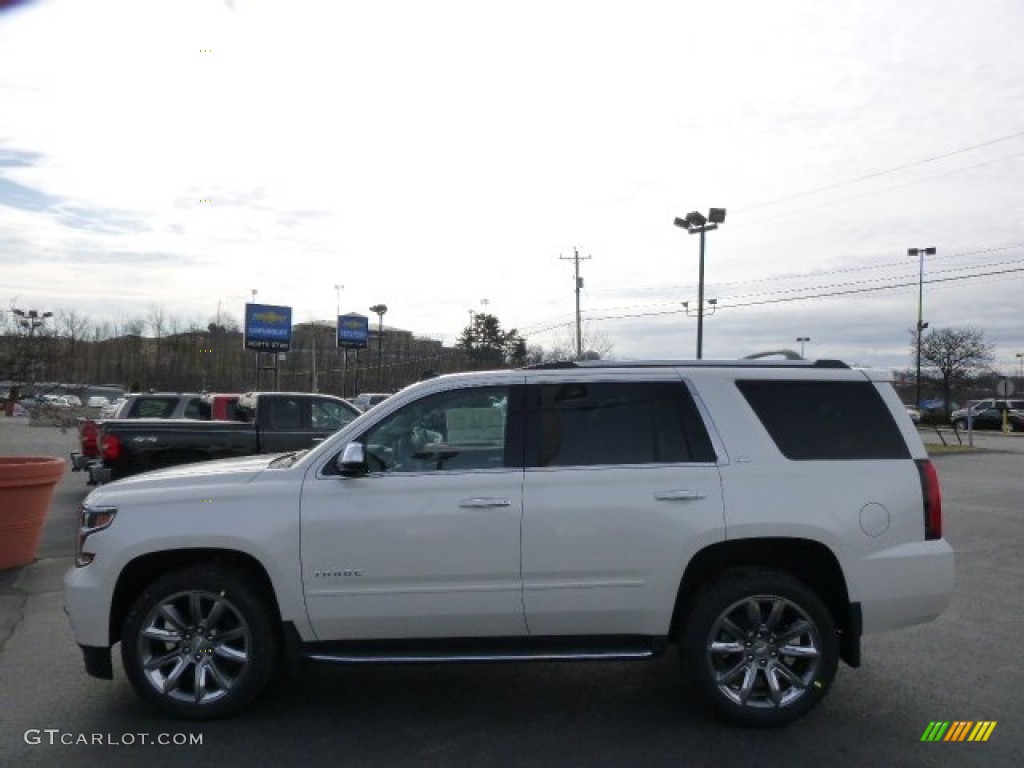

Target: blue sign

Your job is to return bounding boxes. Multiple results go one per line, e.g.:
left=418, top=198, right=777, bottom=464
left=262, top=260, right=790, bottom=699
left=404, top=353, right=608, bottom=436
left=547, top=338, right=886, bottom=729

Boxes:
left=337, top=313, right=369, bottom=349
left=244, top=303, right=292, bottom=352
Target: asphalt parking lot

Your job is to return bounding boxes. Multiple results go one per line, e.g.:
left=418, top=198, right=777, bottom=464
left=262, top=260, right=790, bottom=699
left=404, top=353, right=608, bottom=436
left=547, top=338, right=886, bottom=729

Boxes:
left=0, top=416, right=1020, bottom=767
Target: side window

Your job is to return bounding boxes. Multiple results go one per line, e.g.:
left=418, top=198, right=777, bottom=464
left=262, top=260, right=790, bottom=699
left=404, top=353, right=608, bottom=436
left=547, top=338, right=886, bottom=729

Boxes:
left=360, top=386, right=511, bottom=473
left=267, top=398, right=304, bottom=430
left=136, top=398, right=175, bottom=418
left=528, top=381, right=715, bottom=468
left=312, top=400, right=357, bottom=431
left=737, top=380, right=910, bottom=460
left=182, top=398, right=205, bottom=419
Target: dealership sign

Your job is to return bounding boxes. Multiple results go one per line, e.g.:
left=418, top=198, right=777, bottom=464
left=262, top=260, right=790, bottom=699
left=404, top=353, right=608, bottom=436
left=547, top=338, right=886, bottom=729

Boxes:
left=244, top=303, right=292, bottom=352
left=337, top=313, right=369, bottom=349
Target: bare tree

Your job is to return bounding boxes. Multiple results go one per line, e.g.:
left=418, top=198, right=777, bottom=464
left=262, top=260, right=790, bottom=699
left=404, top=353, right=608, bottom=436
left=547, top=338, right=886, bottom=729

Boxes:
left=56, top=309, right=91, bottom=383
left=544, top=321, right=615, bottom=362
left=914, top=327, right=995, bottom=414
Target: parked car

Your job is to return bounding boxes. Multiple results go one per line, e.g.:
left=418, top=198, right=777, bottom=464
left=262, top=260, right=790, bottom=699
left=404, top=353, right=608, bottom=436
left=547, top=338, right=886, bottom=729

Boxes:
left=88, top=391, right=359, bottom=483
left=904, top=404, right=921, bottom=424
left=65, top=359, right=953, bottom=726
left=951, top=405, right=1024, bottom=432
left=351, top=392, right=392, bottom=412
left=87, top=396, right=110, bottom=408
left=100, top=398, right=126, bottom=418
left=950, top=399, right=1024, bottom=431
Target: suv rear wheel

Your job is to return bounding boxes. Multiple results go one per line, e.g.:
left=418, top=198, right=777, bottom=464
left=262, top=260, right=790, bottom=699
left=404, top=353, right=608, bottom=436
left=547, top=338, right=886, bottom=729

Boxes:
left=121, top=565, right=278, bottom=719
left=681, top=568, right=839, bottom=727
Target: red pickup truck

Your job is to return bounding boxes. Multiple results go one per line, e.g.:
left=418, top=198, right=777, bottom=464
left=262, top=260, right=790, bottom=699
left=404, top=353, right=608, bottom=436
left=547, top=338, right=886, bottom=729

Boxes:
left=71, top=393, right=239, bottom=483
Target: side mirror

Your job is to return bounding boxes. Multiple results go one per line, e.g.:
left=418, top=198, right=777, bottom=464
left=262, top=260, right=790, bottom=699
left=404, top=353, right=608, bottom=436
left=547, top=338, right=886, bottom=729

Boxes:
left=336, top=442, right=368, bottom=477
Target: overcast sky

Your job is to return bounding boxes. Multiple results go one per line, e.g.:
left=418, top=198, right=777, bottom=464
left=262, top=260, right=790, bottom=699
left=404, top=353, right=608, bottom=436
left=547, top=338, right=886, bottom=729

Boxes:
left=2, top=0, right=1023, bottom=375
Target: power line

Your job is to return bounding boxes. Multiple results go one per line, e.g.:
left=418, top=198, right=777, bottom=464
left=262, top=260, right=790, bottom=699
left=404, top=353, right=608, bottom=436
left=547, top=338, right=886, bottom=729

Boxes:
left=518, top=242, right=1024, bottom=335
left=739, top=128, right=1024, bottom=213
left=737, top=151, right=1024, bottom=225
left=521, top=265, right=1024, bottom=334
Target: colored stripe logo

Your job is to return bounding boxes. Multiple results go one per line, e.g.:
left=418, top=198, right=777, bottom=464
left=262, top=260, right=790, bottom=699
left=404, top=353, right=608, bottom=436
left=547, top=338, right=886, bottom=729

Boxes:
left=921, top=721, right=997, bottom=742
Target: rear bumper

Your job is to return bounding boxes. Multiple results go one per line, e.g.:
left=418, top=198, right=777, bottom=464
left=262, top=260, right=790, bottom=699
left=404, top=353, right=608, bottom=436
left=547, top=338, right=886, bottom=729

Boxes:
left=71, top=452, right=110, bottom=484
left=69, top=451, right=93, bottom=471
left=855, top=539, right=955, bottom=633
left=87, top=463, right=112, bottom=485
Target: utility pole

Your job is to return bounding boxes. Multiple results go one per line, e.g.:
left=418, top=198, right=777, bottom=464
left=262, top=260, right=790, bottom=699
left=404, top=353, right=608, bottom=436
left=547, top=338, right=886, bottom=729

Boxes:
left=560, top=247, right=591, bottom=360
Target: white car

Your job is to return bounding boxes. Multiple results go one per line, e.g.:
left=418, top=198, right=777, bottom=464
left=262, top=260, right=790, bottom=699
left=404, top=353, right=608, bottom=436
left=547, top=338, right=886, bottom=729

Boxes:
left=65, top=359, right=954, bottom=726
left=100, top=398, right=126, bottom=418
left=87, top=396, right=109, bottom=408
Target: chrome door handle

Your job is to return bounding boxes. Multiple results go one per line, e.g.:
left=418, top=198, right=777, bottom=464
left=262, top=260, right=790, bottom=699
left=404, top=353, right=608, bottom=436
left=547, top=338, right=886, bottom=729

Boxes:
left=654, top=490, right=707, bottom=501
left=459, top=498, right=513, bottom=509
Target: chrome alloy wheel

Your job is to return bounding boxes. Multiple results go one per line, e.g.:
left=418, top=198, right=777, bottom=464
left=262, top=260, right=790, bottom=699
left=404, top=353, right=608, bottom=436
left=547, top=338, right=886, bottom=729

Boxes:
left=705, top=595, right=823, bottom=710
left=137, top=589, right=253, bottom=706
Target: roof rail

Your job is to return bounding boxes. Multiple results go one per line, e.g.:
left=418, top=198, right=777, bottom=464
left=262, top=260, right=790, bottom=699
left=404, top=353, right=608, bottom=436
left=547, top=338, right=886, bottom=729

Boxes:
left=523, top=359, right=850, bottom=370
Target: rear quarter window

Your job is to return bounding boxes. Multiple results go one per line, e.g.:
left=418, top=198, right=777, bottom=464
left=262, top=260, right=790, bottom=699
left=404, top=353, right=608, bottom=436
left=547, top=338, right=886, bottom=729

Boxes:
left=132, top=398, right=176, bottom=418
left=736, top=380, right=910, bottom=460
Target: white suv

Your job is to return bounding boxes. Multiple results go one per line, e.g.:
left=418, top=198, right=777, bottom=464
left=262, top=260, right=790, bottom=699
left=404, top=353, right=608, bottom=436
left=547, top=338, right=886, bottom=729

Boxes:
left=64, top=360, right=954, bottom=726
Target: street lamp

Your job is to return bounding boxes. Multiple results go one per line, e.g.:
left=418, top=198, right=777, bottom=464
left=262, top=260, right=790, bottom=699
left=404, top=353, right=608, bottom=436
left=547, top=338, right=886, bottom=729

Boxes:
left=908, top=247, right=936, bottom=408
left=369, top=304, right=387, bottom=389
left=1016, top=352, right=1023, bottom=381
left=674, top=208, right=726, bottom=359
left=12, top=308, right=53, bottom=337
left=796, top=336, right=811, bottom=359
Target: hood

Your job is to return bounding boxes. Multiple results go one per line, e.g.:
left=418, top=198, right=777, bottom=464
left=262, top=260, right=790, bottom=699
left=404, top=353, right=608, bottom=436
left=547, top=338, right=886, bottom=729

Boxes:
left=103, top=453, right=279, bottom=489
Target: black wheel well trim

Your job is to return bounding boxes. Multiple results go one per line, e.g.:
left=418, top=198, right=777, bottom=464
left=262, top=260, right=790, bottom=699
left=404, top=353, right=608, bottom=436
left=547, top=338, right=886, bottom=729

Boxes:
left=670, top=537, right=861, bottom=667
left=109, top=548, right=282, bottom=647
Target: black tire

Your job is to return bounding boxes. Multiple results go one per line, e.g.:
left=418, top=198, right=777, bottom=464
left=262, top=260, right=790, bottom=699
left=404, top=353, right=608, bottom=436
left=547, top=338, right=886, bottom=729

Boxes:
left=953, top=419, right=967, bottom=431
left=681, top=568, right=839, bottom=727
left=121, top=564, right=279, bottom=719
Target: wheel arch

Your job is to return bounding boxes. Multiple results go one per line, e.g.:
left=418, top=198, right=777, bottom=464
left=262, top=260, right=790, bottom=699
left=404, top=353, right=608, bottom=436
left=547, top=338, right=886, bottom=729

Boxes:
left=670, top=537, right=861, bottom=667
left=109, top=548, right=282, bottom=646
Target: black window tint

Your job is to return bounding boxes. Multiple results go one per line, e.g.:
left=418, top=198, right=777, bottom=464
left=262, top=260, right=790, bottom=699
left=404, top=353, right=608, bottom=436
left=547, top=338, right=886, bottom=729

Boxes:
left=530, top=381, right=714, bottom=467
left=182, top=398, right=205, bottom=419
left=135, top=398, right=175, bottom=418
left=736, top=380, right=910, bottom=460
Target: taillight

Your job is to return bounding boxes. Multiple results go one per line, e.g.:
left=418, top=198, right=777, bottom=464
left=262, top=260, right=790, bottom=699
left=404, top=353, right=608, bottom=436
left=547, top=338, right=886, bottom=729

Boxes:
left=915, top=459, right=942, bottom=540
left=82, top=422, right=98, bottom=457
left=101, top=433, right=121, bottom=462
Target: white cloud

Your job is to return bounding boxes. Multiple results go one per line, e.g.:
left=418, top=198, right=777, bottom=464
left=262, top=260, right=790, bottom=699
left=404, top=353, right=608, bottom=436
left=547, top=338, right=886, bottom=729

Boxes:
left=2, top=0, right=1023, bottom=371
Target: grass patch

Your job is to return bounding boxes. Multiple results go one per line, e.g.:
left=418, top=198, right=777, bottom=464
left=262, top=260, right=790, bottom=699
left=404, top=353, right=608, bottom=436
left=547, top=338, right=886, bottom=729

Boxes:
left=925, top=443, right=980, bottom=455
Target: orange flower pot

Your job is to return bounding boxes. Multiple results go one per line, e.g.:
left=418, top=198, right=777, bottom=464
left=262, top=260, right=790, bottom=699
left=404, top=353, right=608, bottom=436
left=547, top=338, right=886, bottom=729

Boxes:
left=0, top=457, right=66, bottom=570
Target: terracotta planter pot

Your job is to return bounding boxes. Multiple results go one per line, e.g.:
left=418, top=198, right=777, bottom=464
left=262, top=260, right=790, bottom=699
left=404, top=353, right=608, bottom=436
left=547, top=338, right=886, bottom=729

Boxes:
left=0, top=456, right=66, bottom=570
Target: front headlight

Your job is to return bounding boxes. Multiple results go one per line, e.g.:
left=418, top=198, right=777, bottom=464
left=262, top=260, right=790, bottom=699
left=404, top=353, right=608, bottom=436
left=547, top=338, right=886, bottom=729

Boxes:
left=75, top=505, right=117, bottom=567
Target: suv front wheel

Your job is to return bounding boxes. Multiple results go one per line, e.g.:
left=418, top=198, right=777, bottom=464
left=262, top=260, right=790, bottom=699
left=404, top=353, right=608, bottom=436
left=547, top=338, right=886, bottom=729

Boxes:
left=681, top=568, right=839, bottom=727
left=121, top=565, right=278, bottom=719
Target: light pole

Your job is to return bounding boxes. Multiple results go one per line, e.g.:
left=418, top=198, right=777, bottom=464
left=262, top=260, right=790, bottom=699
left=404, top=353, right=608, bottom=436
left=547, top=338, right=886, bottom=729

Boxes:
left=12, top=308, right=53, bottom=385
left=909, top=247, right=936, bottom=408
left=369, top=304, right=387, bottom=389
left=12, top=308, right=53, bottom=337
left=796, top=336, right=811, bottom=359
left=674, top=208, right=726, bottom=359
left=1016, top=352, right=1023, bottom=382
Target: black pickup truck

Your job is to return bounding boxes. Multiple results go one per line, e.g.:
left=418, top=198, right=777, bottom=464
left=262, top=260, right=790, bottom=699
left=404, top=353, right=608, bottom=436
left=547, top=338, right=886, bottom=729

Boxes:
left=90, top=392, right=360, bottom=483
